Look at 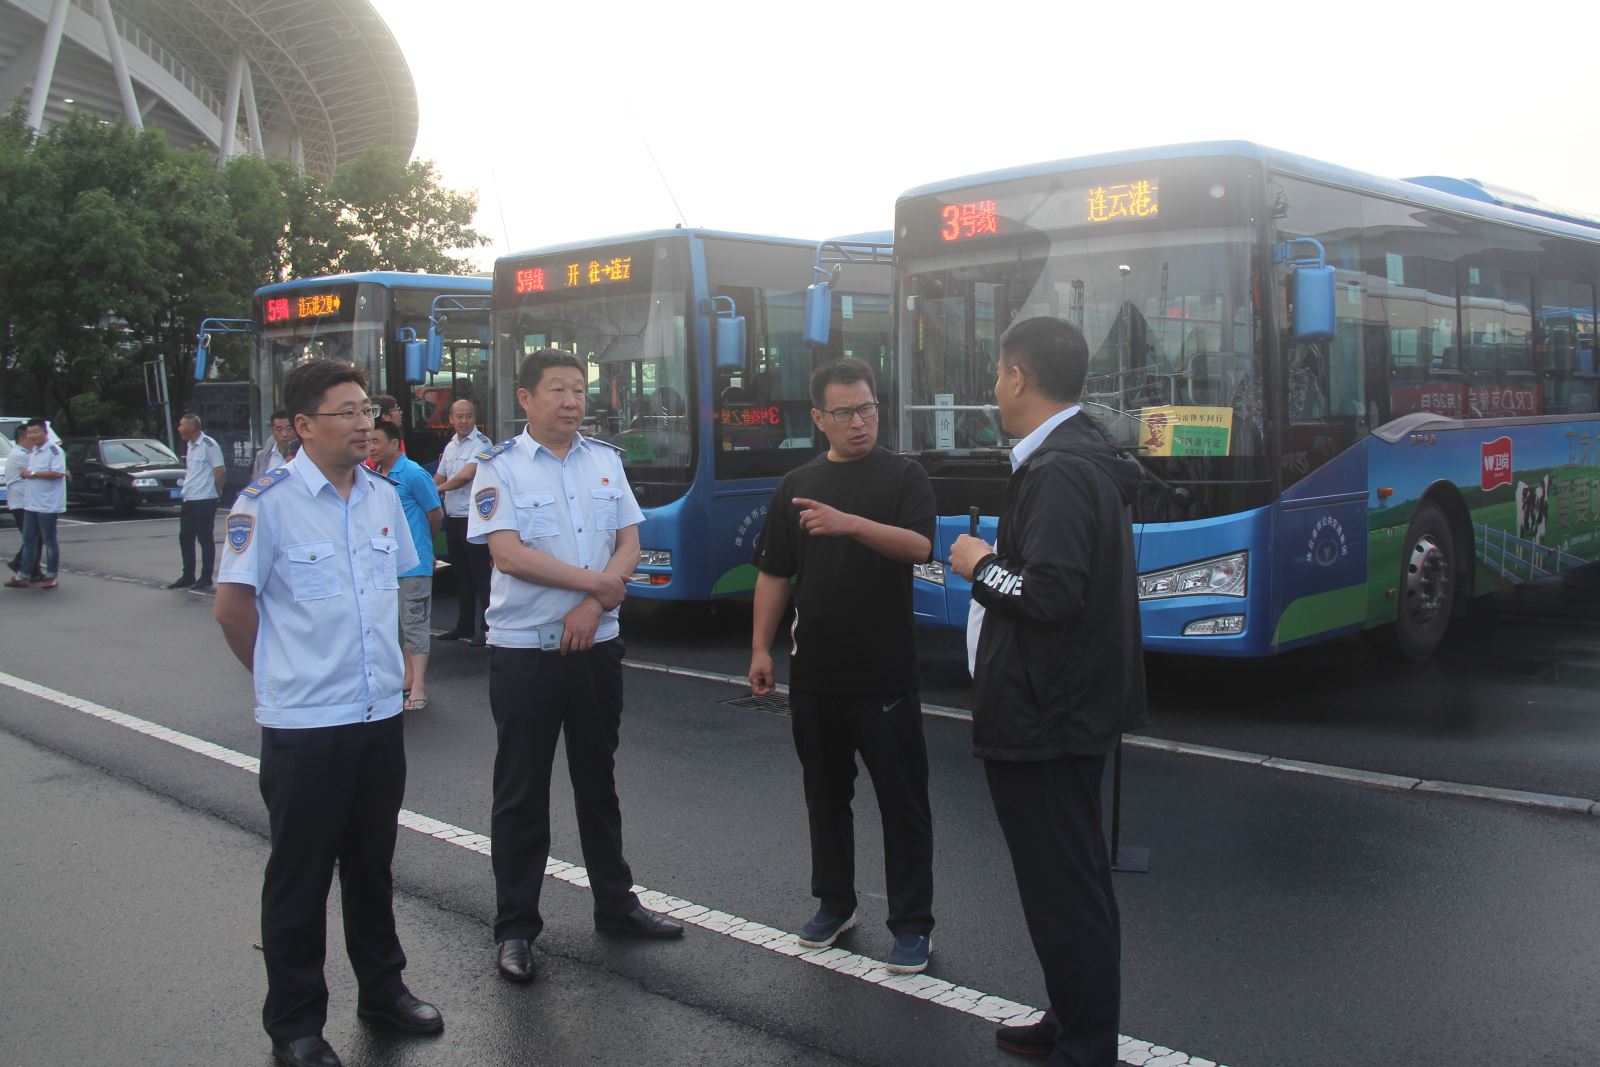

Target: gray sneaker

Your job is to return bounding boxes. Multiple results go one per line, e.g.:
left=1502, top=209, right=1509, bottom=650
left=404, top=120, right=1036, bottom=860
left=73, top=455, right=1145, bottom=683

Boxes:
left=795, top=909, right=856, bottom=949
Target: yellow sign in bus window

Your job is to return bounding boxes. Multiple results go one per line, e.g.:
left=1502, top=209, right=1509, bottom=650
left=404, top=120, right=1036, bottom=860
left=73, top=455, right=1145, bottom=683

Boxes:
left=1086, top=180, right=1159, bottom=224
left=1138, top=405, right=1232, bottom=456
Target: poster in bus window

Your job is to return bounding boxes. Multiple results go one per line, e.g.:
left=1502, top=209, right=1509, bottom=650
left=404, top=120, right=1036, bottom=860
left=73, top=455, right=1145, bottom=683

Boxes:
left=1138, top=406, right=1233, bottom=457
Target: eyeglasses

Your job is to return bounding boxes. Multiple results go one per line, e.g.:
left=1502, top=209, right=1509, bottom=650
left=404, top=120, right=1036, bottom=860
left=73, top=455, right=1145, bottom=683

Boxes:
left=307, top=405, right=381, bottom=424
left=820, top=402, right=881, bottom=424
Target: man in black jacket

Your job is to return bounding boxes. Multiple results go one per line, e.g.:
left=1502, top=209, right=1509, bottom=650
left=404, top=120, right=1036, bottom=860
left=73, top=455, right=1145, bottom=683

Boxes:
left=950, top=316, right=1149, bottom=1066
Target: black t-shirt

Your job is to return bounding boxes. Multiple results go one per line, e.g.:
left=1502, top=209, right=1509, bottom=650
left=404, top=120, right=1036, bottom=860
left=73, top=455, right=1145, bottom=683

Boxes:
left=755, top=447, right=936, bottom=695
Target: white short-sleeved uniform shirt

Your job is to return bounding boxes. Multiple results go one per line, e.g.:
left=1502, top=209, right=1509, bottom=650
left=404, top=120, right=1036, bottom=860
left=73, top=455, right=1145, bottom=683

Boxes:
left=25, top=443, right=67, bottom=513
left=183, top=432, right=225, bottom=500
left=4, top=444, right=29, bottom=512
left=466, top=428, right=643, bottom=648
left=217, top=452, right=419, bottom=728
left=437, top=428, right=492, bottom=517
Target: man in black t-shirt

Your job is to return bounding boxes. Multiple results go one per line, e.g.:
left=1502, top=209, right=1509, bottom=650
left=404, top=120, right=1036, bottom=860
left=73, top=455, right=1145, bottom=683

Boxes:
left=748, top=358, right=938, bottom=976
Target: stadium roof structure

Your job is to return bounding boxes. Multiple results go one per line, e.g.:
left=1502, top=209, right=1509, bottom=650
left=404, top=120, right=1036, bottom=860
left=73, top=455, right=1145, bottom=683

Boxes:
left=0, top=0, right=417, bottom=178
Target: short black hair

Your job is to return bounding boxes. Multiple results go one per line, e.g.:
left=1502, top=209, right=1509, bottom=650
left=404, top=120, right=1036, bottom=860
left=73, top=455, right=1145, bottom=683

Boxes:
left=179, top=412, right=201, bottom=429
left=283, top=359, right=368, bottom=424
left=998, top=317, right=1089, bottom=403
left=12, top=422, right=34, bottom=442
left=371, top=394, right=398, bottom=414
left=518, top=348, right=585, bottom=392
left=809, top=358, right=876, bottom=410
left=269, top=409, right=289, bottom=423
left=370, top=420, right=401, bottom=442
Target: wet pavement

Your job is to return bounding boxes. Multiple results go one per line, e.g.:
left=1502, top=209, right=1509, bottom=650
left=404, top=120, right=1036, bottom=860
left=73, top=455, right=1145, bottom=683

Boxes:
left=3, top=513, right=1600, bottom=1065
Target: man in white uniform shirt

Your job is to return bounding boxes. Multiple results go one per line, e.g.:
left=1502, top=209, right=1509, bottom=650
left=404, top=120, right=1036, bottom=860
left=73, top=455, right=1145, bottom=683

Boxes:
left=170, top=412, right=227, bottom=590
left=5, top=422, right=42, bottom=579
left=214, top=359, right=442, bottom=1067
left=252, top=409, right=297, bottom=478
left=433, top=398, right=493, bottom=645
left=469, top=349, right=682, bottom=985
left=6, top=420, right=64, bottom=589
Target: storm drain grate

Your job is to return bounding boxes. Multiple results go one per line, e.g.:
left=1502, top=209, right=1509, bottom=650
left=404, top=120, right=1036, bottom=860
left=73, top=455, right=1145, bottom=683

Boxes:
left=720, top=694, right=791, bottom=714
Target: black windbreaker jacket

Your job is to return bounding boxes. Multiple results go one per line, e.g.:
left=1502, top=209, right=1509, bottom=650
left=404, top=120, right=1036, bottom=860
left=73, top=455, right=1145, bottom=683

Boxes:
left=969, top=412, right=1150, bottom=760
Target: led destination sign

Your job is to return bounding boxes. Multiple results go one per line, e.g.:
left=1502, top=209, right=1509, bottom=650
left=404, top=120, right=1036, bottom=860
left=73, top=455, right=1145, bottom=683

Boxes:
left=928, top=176, right=1162, bottom=244
left=508, top=251, right=642, bottom=298
left=259, top=286, right=356, bottom=328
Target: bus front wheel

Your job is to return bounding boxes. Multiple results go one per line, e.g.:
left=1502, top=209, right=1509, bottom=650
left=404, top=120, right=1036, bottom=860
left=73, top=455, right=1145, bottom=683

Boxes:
left=1391, top=502, right=1456, bottom=660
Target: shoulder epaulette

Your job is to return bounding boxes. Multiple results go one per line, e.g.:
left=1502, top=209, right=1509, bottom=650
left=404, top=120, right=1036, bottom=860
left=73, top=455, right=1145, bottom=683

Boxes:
left=476, top=438, right=518, bottom=462
left=239, top=466, right=292, bottom=498
left=362, top=466, right=400, bottom=487
left=584, top=435, right=628, bottom=455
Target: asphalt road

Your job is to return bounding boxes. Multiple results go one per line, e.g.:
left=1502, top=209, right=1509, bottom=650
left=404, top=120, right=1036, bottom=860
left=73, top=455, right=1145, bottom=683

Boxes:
left=3, top=513, right=1600, bottom=1066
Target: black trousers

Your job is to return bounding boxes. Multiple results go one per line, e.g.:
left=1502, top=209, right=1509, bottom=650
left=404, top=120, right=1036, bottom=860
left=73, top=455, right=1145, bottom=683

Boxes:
left=489, top=640, right=637, bottom=942
left=178, top=498, right=219, bottom=582
left=258, top=716, right=409, bottom=1042
left=789, top=690, right=935, bottom=937
left=444, top=516, right=491, bottom=636
left=985, top=754, right=1120, bottom=1067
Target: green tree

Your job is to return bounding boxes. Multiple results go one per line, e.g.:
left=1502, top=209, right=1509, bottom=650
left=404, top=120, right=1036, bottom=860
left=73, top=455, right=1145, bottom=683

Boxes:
left=328, top=147, right=487, bottom=274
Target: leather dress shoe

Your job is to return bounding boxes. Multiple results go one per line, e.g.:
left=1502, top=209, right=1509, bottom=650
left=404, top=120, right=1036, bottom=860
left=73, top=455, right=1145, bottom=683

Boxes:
left=272, top=1035, right=342, bottom=1067
left=356, top=991, right=444, bottom=1034
left=595, top=905, right=685, bottom=939
left=996, top=1015, right=1057, bottom=1056
left=497, top=938, right=536, bottom=982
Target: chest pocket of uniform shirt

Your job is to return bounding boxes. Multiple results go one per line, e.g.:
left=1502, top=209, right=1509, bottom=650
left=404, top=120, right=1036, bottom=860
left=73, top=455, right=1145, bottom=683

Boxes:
left=589, top=487, right=622, bottom=531
left=514, top=492, right=560, bottom=540
left=369, top=536, right=400, bottom=590
left=285, top=541, right=340, bottom=602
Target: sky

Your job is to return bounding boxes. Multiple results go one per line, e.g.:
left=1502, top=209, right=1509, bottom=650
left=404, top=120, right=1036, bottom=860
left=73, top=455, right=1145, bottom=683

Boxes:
left=371, top=0, right=1600, bottom=272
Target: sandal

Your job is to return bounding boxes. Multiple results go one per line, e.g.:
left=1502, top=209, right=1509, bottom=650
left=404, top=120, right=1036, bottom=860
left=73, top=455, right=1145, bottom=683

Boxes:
left=404, top=696, right=429, bottom=712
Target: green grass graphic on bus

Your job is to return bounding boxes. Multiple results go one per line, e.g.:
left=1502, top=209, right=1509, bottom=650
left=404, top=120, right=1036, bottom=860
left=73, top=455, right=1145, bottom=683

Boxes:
left=1366, top=423, right=1600, bottom=628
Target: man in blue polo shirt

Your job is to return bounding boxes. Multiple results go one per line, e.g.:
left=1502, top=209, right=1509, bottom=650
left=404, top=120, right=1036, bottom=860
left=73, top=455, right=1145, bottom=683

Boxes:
left=369, top=420, right=443, bottom=711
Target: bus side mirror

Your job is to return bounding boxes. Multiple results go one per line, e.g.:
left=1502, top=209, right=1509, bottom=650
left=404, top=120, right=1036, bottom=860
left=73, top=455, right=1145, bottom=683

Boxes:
left=712, top=295, right=746, bottom=370
left=194, top=333, right=210, bottom=382
left=426, top=330, right=444, bottom=374
left=803, top=280, right=832, bottom=346
left=403, top=339, right=427, bottom=384
left=1293, top=265, right=1337, bottom=342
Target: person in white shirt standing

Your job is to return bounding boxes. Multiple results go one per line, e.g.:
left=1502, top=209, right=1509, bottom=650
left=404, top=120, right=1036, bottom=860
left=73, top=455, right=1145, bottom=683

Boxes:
left=432, top=398, right=493, bottom=645
left=5, top=422, right=42, bottom=580
left=170, top=412, right=227, bottom=591
left=252, top=410, right=298, bottom=479
left=7, top=419, right=66, bottom=590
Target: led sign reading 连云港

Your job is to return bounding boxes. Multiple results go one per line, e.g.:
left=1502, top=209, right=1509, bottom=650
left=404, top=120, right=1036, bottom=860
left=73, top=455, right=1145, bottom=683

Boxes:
left=1085, top=180, right=1158, bottom=223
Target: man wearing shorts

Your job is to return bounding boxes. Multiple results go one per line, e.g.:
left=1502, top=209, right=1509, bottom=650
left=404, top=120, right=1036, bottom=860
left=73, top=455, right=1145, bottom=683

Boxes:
left=370, top=422, right=443, bottom=711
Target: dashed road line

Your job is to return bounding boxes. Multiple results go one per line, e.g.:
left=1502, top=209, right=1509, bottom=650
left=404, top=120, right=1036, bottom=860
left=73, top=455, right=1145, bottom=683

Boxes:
left=0, top=668, right=1228, bottom=1067
left=624, top=659, right=1600, bottom=817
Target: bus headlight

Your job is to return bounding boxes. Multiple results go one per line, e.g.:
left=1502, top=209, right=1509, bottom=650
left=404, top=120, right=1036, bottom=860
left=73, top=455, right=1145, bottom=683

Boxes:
left=1138, top=551, right=1247, bottom=600
left=913, top=560, right=945, bottom=585
left=638, top=550, right=672, bottom=567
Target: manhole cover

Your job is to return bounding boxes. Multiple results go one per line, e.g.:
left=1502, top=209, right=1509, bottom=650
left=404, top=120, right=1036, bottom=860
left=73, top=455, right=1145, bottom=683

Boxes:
left=720, top=694, right=790, bottom=713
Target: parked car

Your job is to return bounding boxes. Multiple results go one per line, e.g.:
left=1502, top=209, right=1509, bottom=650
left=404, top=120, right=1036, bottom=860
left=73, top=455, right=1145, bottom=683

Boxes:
left=64, top=437, right=186, bottom=514
left=0, top=432, right=10, bottom=514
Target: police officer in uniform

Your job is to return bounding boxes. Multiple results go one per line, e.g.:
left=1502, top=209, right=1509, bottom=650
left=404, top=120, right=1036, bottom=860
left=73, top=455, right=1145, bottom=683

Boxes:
left=213, top=359, right=443, bottom=1067
left=434, top=398, right=493, bottom=644
left=469, top=348, right=683, bottom=984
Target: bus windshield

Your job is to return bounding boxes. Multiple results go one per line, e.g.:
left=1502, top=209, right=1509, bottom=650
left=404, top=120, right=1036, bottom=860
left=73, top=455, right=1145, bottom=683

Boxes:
left=496, top=241, right=693, bottom=499
left=897, top=157, right=1268, bottom=491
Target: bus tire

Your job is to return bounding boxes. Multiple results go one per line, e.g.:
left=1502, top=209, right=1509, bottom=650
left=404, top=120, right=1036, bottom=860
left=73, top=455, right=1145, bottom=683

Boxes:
left=1391, top=502, right=1455, bottom=660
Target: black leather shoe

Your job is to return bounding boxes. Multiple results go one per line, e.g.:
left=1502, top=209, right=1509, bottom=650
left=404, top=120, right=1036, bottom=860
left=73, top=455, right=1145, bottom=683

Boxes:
left=357, top=991, right=443, bottom=1034
left=466, top=635, right=486, bottom=647
left=436, top=627, right=470, bottom=641
left=595, top=905, right=684, bottom=939
left=191, top=579, right=214, bottom=592
left=497, top=938, right=536, bottom=982
left=996, top=1016, right=1056, bottom=1056
left=272, top=1035, right=342, bottom=1067
left=166, top=576, right=194, bottom=589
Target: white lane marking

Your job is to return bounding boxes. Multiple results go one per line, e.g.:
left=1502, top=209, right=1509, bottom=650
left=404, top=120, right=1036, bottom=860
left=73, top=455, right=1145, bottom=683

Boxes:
left=624, top=659, right=1600, bottom=817
left=0, top=668, right=1227, bottom=1067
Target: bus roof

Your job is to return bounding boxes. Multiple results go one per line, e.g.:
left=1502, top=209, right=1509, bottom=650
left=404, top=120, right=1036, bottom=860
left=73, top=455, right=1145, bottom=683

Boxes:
left=499, top=228, right=854, bottom=264
left=896, top=140, right=1600, bottom=241
left=254, top=271, right=492, bottom=299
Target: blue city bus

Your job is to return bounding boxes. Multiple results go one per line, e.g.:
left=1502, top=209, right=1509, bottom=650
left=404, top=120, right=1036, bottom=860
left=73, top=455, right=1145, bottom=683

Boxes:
left=490, top=229, right=893, bottom=601
left=894, top=142, right=1600, bottom=657
left=200, top=271, right=494, bottom=485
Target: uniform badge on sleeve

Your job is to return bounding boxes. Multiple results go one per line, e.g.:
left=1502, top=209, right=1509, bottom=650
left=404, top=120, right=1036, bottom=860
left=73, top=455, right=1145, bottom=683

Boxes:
left=474, top=486, right=498, bottom=519
left=226, top=513, right=254, bottom=553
